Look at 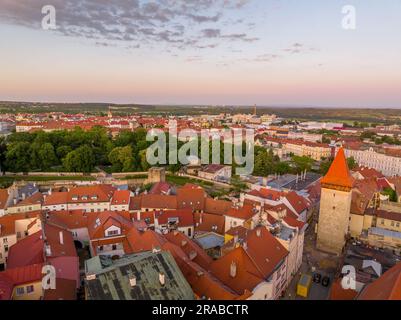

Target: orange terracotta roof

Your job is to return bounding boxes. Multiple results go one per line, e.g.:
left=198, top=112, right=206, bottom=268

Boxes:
left=3, top=263, right=44, bottom=286
left=321, top=148, right=354, bottom=188
left=329, top=279, right=357, bottom=300
left=358, top=262, right=401, bottom=300
left=110, top=190, right=131, bottom=205
left=43, top=278, right=77, bottom=300
left=194, top=212, right=225, bottom=235
left=67, top=185, right=115, bottom=203
left=225, top=204, right=256, bottom=220
left=164, top=231, right=212, bottom=270
left=176, top=187, right=205, bottom=211
left=43, top=192, right=68, bottom=206
left=209, top=246, right=264, bottom=295
left=204, top=198, right=232, bottom=215
left=7, top=231, right=44, bottom=268
left=156, top=209, right=194, bottom=227
left=44, top=223, right=77, bottom=258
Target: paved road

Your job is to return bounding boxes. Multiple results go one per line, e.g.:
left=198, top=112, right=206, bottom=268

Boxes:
left=283, top=216, right=340, bottom=300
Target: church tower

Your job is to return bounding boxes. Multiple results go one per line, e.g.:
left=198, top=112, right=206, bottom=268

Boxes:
left=317, top=148, right=354, bottom=255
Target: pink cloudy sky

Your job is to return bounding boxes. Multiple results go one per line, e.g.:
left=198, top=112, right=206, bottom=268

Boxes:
left=0, top=0, right=400, bottom=107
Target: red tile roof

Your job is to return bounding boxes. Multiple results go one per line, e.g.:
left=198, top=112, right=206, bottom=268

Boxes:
left=110, top=190, right=131, bottom=205
left=321, top=148, right=354, bottom=188
left=3, top=263, right=44, bottom=286
left=204, top=198, right=232, bottom=215
left=194, top=212, right=225, bottom=235
left=176, top=187, right=205, bottom=211
left=44, top=223, right=77, bottom=258
left=164, top=231, right=212, bottom=270
left=358, top=262, right=401, bottom=300
left=43, top=278, right=77, bottom=300
left=0, top=272, right=14, bottom=300
left=156, top=209, right=194, bottom=227
left=209, top=246, right=264, bottom=295
left=7, top=231, right=44, bottom=269
left=67, top=185, right=115, bottom=203
left=88, top=211, right=133, bottom=239
left=329, top=279, right=358, bottom=300
left=43, top=192, right=68, bottom=206
left=225, top=204, right=257, bottom=220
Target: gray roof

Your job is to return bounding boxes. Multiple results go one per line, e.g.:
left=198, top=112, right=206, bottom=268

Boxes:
left=85, top=251, right=194, bottom=300
left=369, top=227, right=401, bottom=240
left=195, top=233, right=225, bottom=250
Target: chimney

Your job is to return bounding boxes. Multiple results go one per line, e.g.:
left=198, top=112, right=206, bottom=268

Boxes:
left=59, top=231, right=64, bottom=245
left=49, top=188, right=52, bottom=195
left=159, top=273, right=166, bottom=286
left=230, top=261, right=237, bottom=278
left=129, top=276, right=137, bottom=287
left=242, top=241, right=247, bottom=250
left=22, top=193, right=26, bottom=200
left=199, top=213, right=203, bottom=224
left=256, top=228, right=262, bottom=237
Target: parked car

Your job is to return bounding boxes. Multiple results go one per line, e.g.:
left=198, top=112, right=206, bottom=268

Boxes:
left=322, top=276, right=330, bottom=287
left=313, top=273, right=322, bottom=283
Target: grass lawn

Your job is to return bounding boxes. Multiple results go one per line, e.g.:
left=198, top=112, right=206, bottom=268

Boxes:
left=166, top=174, right=214, bottom=188
left=0, top=175, right=96, bottom=183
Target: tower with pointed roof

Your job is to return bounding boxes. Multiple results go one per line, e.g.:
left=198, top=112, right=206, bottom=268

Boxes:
left=317, top=148, right=354, bottom=255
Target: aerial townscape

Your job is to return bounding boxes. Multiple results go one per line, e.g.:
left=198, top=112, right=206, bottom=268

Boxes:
left=0, top=107, right=400, bottom=301
left=1, top=0, right=401, bottom=306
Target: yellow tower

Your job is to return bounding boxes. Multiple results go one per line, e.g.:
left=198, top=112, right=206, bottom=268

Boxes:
left=316, top=148, right=354, bottom=255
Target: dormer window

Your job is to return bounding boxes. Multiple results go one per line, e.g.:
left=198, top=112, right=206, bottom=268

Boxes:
left=72, top=195, right=78, bottom=201
left=91, top=195, right=98, bottom=200
left=82, top=195, right=88, bottom=201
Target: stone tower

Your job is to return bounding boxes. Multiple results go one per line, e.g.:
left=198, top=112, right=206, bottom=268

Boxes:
left=147, top=167, right=166, bottom=184
left=317, top=148, right=354, bottom=255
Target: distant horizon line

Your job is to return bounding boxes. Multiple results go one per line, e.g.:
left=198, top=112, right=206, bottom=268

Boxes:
left=1, top=99, right=401, bottom=110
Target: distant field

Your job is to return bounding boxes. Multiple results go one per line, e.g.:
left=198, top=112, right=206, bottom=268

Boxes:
left=1, top=101, right=401, bottom=124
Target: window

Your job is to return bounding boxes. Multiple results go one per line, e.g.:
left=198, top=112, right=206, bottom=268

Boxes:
left=26, top=285, right=34, bottom=294
left=4, top=245, right=8, bottom=252
left=188, top=228, right=192, bottom=237
left=3, top=238, right=7, bottom=244
left=98, top=246, right=104, bottom=252
left=16, top=287, right=25, bottom=296
left=391, top=221, right=395, bottom=227
left=112, top=244, right=117, bottom=251
left=107, top=229, right=120, bottom=236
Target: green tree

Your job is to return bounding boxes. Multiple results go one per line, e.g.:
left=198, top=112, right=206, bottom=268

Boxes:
left=56, top=145, right=73, bottom=159
left=347, top=156, right=357, bottom=170
left=291, top=155, right=314, bottom=173
left=63, top=145, right=95, bottom=173
left=5, top=142, right=31, bottom=172
left=108, top=146, right=135, bottom=172
left=38, top=143, right=58, bottom=170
